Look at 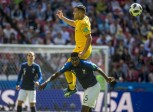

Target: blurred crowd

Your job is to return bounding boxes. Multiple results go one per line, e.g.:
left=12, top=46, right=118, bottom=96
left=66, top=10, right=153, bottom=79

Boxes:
left=0, top=0, right=153, bottom=83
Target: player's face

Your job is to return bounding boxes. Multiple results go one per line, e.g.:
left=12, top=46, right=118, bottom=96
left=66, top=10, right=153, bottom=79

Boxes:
left=73, top=8, right=81, bottom=20
left=27, top=52, right=35, bottom=63
left=71, top=57, right=80, bottom=67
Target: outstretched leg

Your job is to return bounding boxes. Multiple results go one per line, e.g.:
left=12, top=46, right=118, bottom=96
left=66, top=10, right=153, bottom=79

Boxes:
left=64, top=71, right=76, bottom=90
left=64, top=71, right=77, bottom=97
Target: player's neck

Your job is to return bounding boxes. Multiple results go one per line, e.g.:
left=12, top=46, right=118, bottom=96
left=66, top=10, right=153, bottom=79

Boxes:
left=27, top=62, right=33, bottom=66
left=79, top=15, right=85, bottom=20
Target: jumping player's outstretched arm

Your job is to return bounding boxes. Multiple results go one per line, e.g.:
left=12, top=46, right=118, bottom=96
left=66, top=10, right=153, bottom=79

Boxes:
left=39, top=62, right=71, bottom=90
left=86, top=61, right=115, bottom=83
left=56, top=10, right=75, bottom=27
left=96, top=67, right=115, bottom=83
left=38, top=72, right=62, bottom=90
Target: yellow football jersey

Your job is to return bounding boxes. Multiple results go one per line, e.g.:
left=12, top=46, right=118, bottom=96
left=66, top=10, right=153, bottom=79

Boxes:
left=74, top=16, right=91, bottom=48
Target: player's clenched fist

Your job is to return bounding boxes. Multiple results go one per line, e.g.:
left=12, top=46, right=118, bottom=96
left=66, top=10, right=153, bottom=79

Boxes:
left=56, top=10, right=63, bottom=19
left=38, top=82, right=47, bottom=90
left=34, top=81, right=39, bottom=86
left=106, top=77, right=115, bottom=83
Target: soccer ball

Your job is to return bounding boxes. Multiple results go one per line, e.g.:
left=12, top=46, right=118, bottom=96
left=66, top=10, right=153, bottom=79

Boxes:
left=129, top=3, right=143, bottom=16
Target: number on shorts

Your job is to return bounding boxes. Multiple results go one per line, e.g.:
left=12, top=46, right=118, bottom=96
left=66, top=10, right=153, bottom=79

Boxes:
left=83, top=95, right=88, bottom=103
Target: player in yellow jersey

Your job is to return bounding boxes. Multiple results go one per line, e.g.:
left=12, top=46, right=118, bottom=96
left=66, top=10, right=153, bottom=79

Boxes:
left=56, top=5, right=92, bottom=97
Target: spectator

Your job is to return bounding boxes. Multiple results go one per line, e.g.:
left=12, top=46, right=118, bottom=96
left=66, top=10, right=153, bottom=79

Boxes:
left=9, top=32, right=18, bottom=44
left=148, top=72, right=153, bottom=83
left=140, top=21, right=150, bottom=38
left=138, top=66, right=149, bottom=82
left=36, top=3, right=46, bottom=21
left=60, top=26, right=71, bottom=45
left=3, top=24, right=17, bottom=43
left=144, top=36, right=153, bottom=52
left=44, top=30, right=54, bottom=45
left=127, top=64, right=139, bottom=82
left=53, top=32, right=66, bottom=45
left=147, top=26, right=153, bottom=39
left=11, top=4, right=23, bottom=21
left=112, top=65, right=125, bottom=82
left=96, top=34, right=107, bottom=45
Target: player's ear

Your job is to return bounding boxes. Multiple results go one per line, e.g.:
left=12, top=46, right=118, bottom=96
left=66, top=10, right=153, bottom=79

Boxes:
left=33, top=55, right=35, bottom=60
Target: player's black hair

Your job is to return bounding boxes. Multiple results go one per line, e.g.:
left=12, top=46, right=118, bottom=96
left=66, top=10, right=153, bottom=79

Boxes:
left=71, top=52, right=79, bottom=58
left=75, top=5, right=86, bottom=13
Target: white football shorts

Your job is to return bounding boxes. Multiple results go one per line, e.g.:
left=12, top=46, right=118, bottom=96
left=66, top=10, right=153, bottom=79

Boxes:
left=82, top=82, right=101, bottom=108
left=17, top=89, right=36, bottom=103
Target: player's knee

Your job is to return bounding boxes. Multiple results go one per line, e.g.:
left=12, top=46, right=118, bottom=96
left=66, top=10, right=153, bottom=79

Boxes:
left=17, top=100, right=23, bottom=106
left=30, top=103, right=35, bottom=107
left=81, top=105, right=90, bottom=112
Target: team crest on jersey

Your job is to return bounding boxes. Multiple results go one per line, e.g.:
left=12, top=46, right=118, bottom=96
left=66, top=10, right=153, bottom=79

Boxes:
left=82, top=69, right=86, bottom=74
left=83, top=27, right=89, bottom=33
left=32, top=68, right=35, bottom=73
left=23, top=68, right=26, bottom=75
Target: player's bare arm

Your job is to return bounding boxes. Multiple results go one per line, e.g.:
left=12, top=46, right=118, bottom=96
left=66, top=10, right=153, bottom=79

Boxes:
left=56, top=10, right=75, bottom=27
left=79, top=34, right=92, bottom=58
left=39, top=72, right=62, bottom=90
left=96, top=67, right=115, bottom=83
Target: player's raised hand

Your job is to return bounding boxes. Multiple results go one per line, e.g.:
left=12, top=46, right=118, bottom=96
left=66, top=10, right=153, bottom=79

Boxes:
left=106, top=77, right=115, bottom=83
left=56, top=10, right=64, bottom=19
left=16, top=85, right=20, bottom=90
left=38, top=82, right=47, bottom=90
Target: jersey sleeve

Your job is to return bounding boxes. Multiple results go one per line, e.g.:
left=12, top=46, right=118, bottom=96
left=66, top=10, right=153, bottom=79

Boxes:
left=86, top=61, right=98, bottom=71
left=58, top=62, right=71, bottom=73
left=36, top=65, right=42, bottom=83
left=80, top=22, right=91, bottom=36
left=16, top=64, right=23, bottom=85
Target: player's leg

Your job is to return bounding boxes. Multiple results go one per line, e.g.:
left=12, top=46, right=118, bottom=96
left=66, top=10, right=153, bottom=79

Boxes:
left=82, top=82, right=101, bottom=111
left=30, top=103, right=36, bottom=112
left=79, top=46, right=92, bottom=60
left=28, top=90, right=36, bottom=112
left=81, top=106, right=92, bottom=112
left=64, top=70, right=76, bottom=90
left=64, top=70, right=77, bottom=97
left=17, top=89, right=27, bottom=112
left=17, top=101, right=24, bottom=112
left=81, top=105, right=90, bottom=112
